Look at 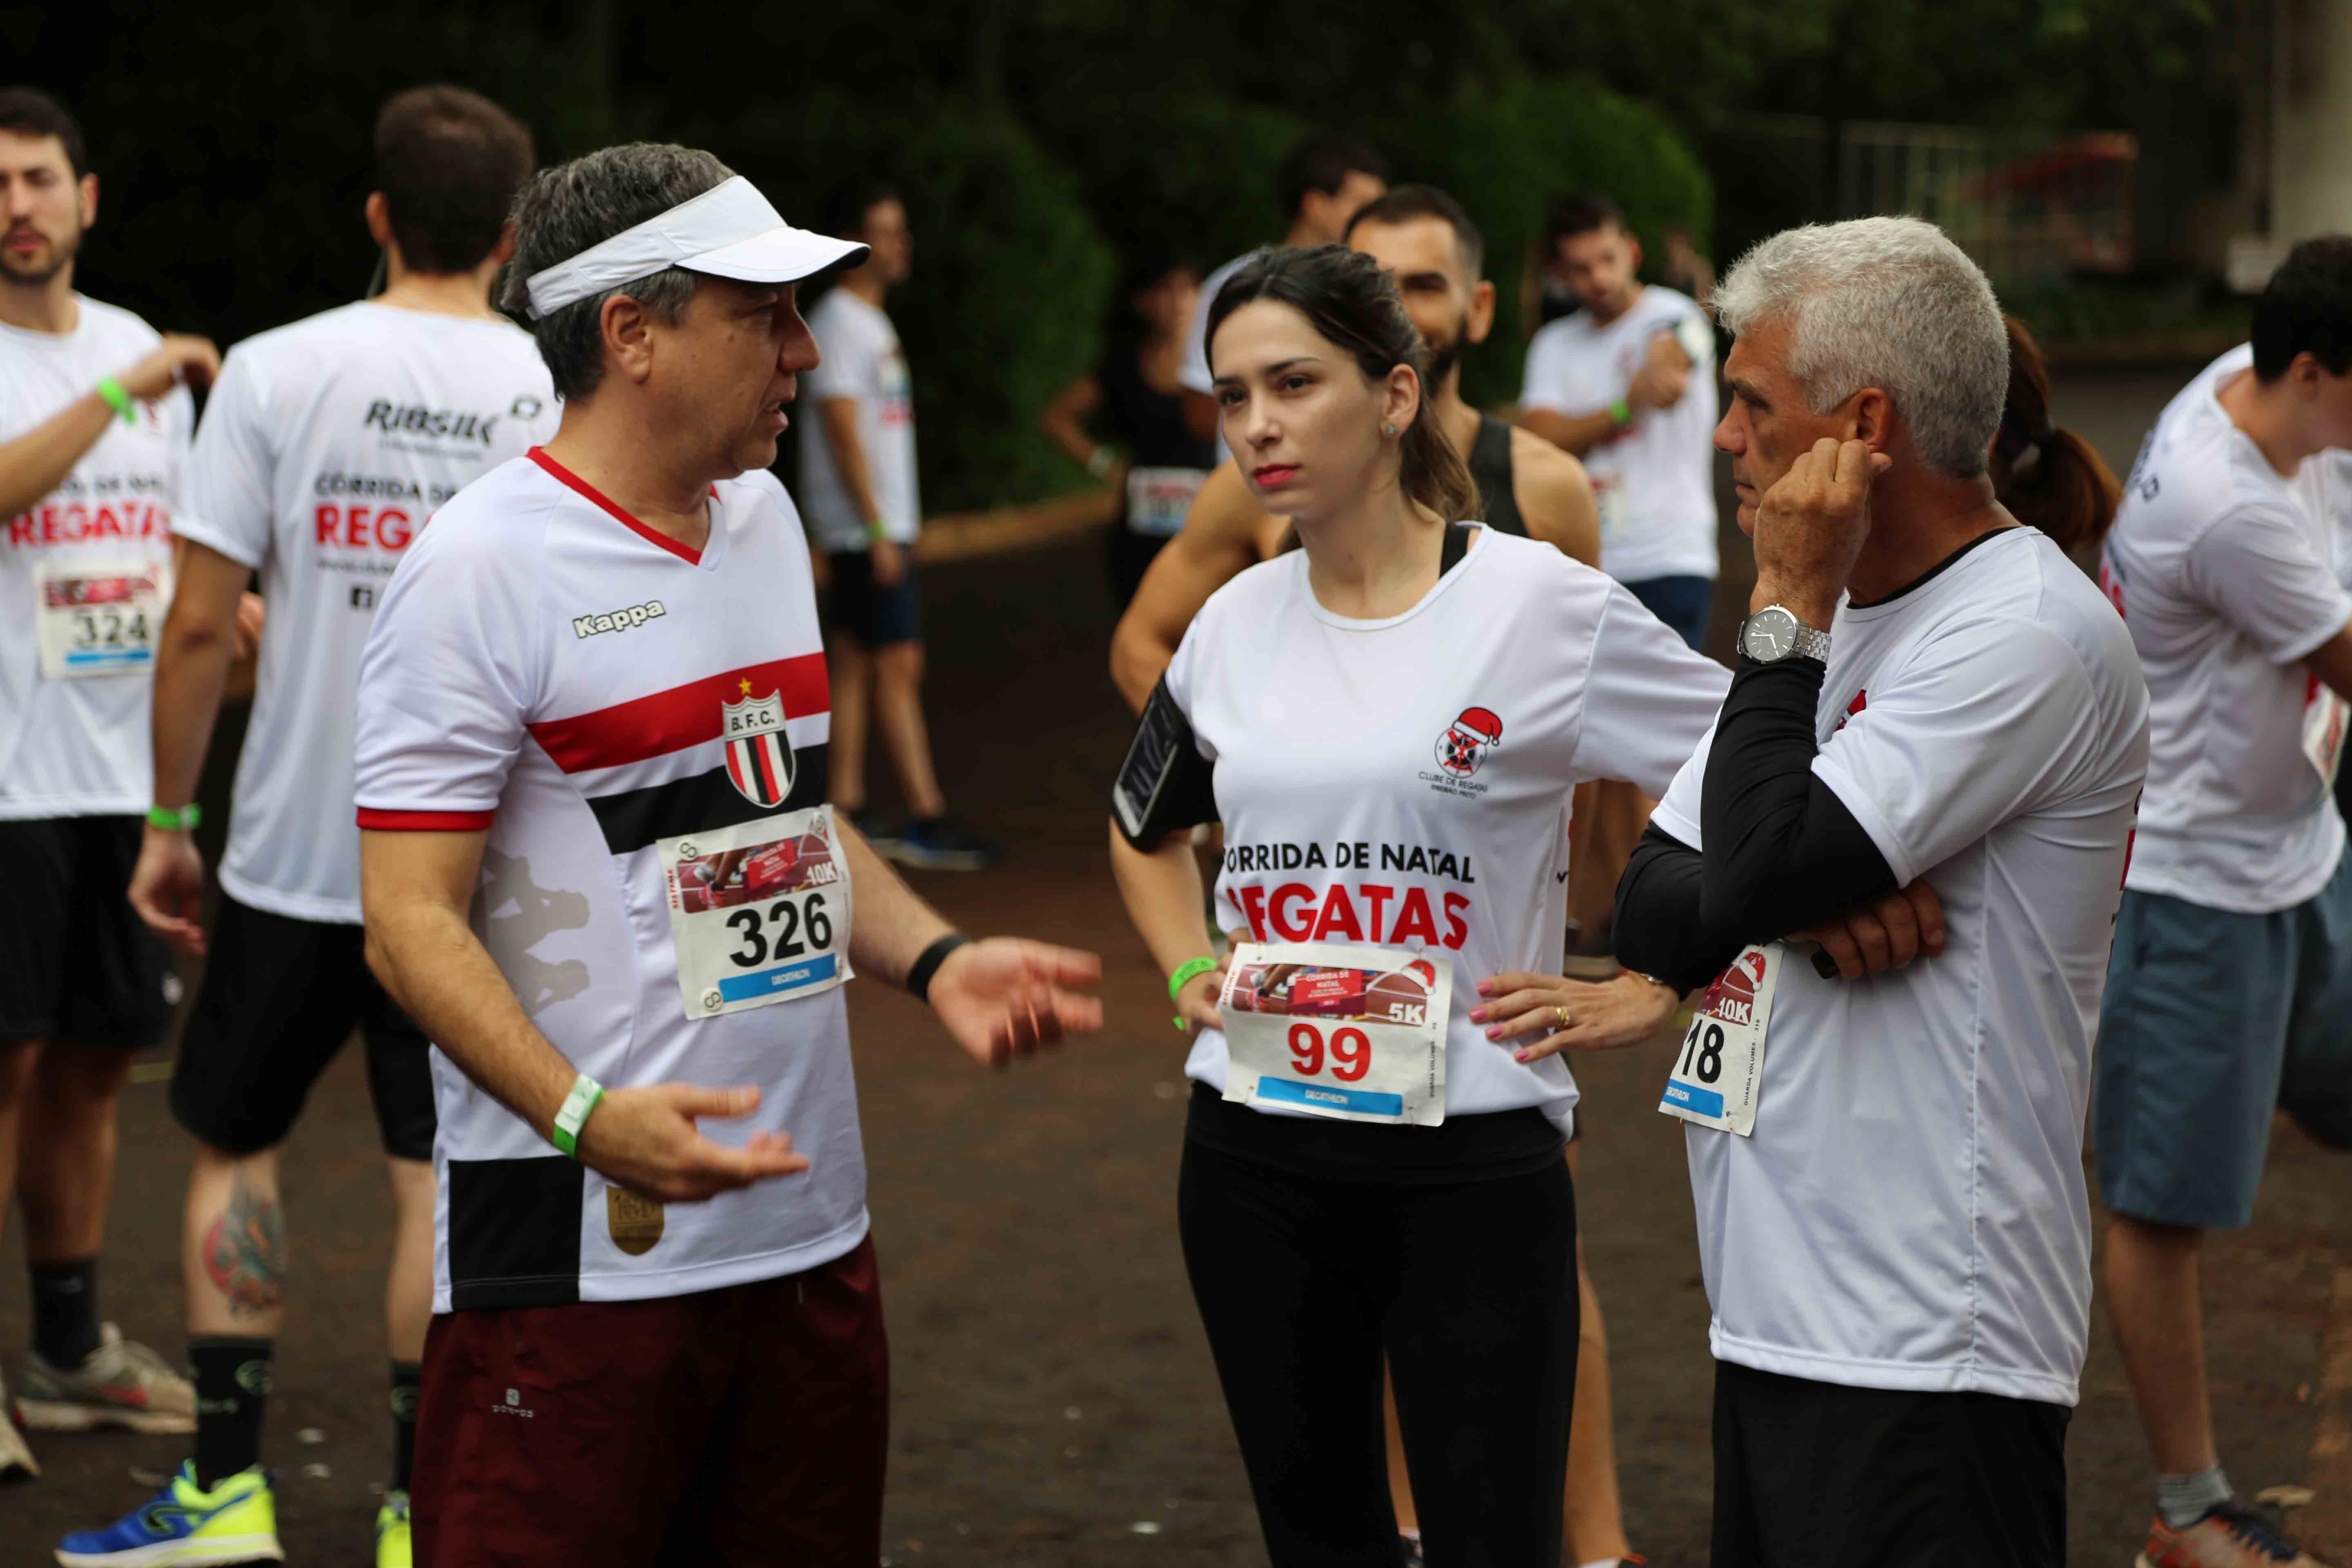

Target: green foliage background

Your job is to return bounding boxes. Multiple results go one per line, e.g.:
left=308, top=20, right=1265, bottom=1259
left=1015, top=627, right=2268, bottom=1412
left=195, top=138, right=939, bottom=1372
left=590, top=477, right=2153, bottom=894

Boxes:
left=7, top=0, right=2226, bottom=510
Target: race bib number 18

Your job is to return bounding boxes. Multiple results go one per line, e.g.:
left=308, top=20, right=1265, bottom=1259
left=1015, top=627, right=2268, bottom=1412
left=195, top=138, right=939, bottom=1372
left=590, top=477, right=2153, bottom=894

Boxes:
left=1658, top=943, right=1782, bottom=1137
left=662, top=804, right=852, bottom=1021
left=36, top=559, right=167, bottom=679
left=1219, top=941, right=1450, bottom=1127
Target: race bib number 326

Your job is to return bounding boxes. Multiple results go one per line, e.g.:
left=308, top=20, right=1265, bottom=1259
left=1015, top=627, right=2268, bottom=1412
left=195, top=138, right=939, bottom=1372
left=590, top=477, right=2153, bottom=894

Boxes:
left=661, top=805, right=852, bottom=1021
left=1219, top=941, right=1450, bottom=1127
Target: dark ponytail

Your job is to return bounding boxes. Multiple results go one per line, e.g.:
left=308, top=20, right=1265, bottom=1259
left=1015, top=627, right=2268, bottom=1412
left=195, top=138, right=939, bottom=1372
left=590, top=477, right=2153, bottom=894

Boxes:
left=1992, top=314, right=2121, bottom=557
left=1204, top=245, right=1479, bottom=527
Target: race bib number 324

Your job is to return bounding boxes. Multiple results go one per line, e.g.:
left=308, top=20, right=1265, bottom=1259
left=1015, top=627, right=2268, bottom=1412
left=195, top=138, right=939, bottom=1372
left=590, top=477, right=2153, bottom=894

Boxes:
left=1219, top=941, right=1450, bottom=1127
left=661, top=805, right=852, bottom=1021
left=36, top=559, right=167, bottom=680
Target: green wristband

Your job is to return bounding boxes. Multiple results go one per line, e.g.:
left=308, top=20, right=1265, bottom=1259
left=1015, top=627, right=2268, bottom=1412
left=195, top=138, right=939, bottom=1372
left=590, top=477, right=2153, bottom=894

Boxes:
left=1608, top=397, right=1633, bottom=428
left=866, top=518, right=889, bottom=545
left=96, top=376, right=138, bottom=426
left=146, top=803, right=201, bottom=832
left=550, top=1072, right=604, bottom=1158
left=1168, top=956, right=1218, bottom=1029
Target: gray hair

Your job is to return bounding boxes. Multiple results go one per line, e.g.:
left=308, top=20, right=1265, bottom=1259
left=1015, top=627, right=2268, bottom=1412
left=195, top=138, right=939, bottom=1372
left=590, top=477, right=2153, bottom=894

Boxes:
left=1713, top=216, right=2008, bottom=479
left=500, top=143, right=735, bottom=402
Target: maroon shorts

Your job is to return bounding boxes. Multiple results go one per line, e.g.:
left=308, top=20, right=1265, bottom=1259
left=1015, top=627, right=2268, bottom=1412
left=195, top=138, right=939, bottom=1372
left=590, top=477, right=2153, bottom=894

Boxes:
left=412, top=1235, right=888, bottom=1568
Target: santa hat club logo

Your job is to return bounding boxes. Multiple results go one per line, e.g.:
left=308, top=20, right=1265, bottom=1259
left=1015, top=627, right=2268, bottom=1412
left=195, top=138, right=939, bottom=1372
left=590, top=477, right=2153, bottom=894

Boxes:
left=1434, top=705, right=1505, bottom=777
left=1706, top=949, right=1768, bottom=1009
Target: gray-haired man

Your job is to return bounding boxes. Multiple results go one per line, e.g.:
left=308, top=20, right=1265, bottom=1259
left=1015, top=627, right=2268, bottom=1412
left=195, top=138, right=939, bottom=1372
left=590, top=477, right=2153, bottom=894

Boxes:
left=1611, top=217, right=2150, bottom=1566
left=352, top=142, right=1101, bottom=1566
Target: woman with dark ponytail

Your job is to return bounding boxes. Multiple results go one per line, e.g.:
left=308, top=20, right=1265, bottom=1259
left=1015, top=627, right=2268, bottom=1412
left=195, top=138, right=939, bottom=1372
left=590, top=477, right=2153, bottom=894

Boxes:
left=1107, top=245, right=1730, bottom=1566
left=1991, top=314, right=2123, bottom=558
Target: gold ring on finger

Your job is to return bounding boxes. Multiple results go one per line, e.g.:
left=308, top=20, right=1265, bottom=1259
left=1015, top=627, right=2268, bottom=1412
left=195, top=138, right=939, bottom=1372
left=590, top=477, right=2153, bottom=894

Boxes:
left=1555, top=1005, right=1573, bottom=1031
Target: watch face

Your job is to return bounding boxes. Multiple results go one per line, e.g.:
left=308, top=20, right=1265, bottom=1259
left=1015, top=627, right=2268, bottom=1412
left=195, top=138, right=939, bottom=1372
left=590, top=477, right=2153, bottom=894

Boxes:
left=1744, top=609, right=1796, bottom=660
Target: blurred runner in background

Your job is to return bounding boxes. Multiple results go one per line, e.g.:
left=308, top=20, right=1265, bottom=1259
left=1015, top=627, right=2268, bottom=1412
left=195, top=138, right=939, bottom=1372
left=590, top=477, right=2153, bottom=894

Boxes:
left=60, top=85, right=546, bottom=1568
left=800, top=186, right=996, bottom=871
left=1517, top=192, right=1722, bottom=968
left=2093, top=241, right=2352, bottom=1568
left=1178, top=131, right=1388, bottom=459
left=0, top=85, right=214, bottom=1486
left=1038, top=256, right=1216, bottom=609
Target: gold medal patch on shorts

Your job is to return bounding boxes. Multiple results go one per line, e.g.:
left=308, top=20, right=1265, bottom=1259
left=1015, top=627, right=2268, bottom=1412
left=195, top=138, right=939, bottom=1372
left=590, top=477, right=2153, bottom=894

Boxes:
left=606, top=1187, right=665, bottom=1256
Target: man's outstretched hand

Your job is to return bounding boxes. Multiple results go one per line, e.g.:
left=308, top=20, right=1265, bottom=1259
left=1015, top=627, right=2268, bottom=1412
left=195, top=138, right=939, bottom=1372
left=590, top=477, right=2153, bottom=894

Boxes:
left=928, top=938, right=1104, bottom=1068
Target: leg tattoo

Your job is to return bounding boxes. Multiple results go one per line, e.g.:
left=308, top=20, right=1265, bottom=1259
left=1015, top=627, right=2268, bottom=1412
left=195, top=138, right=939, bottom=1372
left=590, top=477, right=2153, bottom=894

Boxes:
left=203, top=1174, right=286, bottom=1319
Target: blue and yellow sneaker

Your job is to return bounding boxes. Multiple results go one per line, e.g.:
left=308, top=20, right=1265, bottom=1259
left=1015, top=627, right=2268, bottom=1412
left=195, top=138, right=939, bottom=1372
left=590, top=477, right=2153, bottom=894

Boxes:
left=56, top=1462, right=282, bottom=1565
left=375, top=1490, right=412, bottom=1568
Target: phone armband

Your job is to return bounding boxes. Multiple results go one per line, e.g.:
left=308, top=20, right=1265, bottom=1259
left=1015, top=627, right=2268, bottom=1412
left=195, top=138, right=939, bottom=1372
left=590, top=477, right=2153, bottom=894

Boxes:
left=1113, top=677, right=1218, bottom=849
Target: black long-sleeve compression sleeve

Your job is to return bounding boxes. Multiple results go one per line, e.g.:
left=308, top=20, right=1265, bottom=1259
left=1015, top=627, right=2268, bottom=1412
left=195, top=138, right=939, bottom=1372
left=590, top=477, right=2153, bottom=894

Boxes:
left=1613, top=657, right=1897, bottom=991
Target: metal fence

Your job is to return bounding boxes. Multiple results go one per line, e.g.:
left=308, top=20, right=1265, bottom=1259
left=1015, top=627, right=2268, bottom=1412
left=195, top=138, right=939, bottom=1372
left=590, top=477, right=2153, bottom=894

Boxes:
left=1735, top=114, right=2138, bottom=287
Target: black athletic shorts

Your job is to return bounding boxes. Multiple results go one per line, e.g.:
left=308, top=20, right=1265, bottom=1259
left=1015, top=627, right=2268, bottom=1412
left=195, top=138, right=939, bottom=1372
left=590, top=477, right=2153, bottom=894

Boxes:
left=0, top=815, right=177, bottom=1049
left=170, top=895, right=435, bottom=1160
left=1711, top=1359, right=2068, bottom=1568
left=826, top=550, right=922, bottom=648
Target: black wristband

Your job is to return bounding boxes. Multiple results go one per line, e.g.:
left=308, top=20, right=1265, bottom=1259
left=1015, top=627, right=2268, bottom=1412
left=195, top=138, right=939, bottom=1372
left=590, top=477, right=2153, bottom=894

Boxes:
left=906, top=934, right=971, bottom=1004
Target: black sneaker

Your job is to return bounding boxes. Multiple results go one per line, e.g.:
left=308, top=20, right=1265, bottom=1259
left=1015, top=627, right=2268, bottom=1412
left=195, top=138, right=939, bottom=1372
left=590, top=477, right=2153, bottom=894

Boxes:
left=889, top=817, right=999, bottom=871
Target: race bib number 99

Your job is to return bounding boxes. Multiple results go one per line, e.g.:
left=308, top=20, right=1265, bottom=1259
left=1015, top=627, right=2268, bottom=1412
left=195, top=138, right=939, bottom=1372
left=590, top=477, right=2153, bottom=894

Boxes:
left=1219, top=941, right=1450, bottom=1127
left=37, top=559, right=167, bottom=679
left=1658, top=943, right=1782, bottom=1137
left=662, top=805, right=852, bottom=1021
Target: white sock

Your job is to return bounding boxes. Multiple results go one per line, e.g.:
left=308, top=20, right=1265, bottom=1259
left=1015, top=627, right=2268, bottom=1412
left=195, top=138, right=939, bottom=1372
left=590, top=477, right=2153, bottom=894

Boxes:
left=1579, top=1559, right=1628, bottom=1568
left=2157, top=1466, right=2232, bottom=1529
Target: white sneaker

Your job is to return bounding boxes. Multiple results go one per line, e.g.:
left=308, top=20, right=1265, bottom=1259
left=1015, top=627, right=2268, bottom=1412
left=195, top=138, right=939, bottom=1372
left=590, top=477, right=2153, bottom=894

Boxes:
left=16, top=1324, right=196, bottom=1434
left=0, top=1374, right=38, bottom=1480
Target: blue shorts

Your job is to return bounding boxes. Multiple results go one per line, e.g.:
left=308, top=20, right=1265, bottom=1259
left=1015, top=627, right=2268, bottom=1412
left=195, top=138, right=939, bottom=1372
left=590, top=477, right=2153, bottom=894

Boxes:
left=1625, top=573, right=1714, bottom=651
left=826, top=550, right=922, bottom=648
left=2094, top=851, right=2352, bottom=1229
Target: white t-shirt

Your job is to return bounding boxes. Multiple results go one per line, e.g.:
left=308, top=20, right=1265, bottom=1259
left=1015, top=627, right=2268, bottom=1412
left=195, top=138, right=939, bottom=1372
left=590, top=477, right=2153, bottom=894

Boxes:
left=1177, top=250, right=1261, bottom=468
left=0, top=297, right=195, bottom=820
left=1165, top=528, right=1730, bottom=1132
left=176, top=302, right=554, bottom=924
left=1651, top=527, right=2149, bottom=1406
left=796, top=289, right=919, bottom=551
left=354, top=452, right=866, bottom=1312
left=1519, top=286, right=1719, bottom=585
left=2100, top=345, right=2351, bottom=915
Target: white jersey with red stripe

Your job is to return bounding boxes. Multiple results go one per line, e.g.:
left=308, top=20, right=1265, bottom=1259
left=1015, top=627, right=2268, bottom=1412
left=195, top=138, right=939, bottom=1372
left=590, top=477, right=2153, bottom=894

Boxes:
left=176, top=302, right=555, bottom=923
left=354, top=449, right=864, bottom=1311
left=0, top=297, right=194, bottom=819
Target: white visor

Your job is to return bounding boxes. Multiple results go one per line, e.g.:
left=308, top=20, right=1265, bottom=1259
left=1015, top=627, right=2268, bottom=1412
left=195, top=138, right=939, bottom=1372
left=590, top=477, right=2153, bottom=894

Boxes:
left=523, top=176, right=869, bottom=319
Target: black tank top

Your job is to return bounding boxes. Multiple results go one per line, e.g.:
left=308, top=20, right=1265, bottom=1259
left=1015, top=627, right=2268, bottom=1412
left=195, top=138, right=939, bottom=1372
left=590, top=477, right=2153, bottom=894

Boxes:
left=1468, top=415, right=1524, bottom=537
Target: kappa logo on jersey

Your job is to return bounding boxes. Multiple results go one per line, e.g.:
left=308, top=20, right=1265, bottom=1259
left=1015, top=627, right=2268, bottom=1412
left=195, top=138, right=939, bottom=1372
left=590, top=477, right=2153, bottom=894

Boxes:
left=721, top=680, right=794, bottom=807
left=1434, top=706, right=1505, bottom=777
left=571, top=599, right=667, bottom=639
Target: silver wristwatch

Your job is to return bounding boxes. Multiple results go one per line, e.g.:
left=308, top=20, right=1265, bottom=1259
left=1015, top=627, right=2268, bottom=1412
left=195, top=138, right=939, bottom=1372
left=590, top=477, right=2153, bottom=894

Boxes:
left=1738, top=604, right=1831, bottom=664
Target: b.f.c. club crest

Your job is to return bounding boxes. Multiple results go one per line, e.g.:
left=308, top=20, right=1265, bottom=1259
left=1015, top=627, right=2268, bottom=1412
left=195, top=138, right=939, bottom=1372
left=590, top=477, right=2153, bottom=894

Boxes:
left=722, top=684, right=793, bottom=807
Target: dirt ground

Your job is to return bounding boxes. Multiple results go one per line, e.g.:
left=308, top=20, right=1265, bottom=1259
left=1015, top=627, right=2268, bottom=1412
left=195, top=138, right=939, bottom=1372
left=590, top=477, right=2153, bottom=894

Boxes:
left=2, top=364, right=2347, bottom=1566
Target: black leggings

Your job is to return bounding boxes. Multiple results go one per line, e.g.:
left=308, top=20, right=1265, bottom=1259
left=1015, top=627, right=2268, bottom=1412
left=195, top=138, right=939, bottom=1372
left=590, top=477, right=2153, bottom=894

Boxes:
left=1177, top=1138, right=1579, bottom=1568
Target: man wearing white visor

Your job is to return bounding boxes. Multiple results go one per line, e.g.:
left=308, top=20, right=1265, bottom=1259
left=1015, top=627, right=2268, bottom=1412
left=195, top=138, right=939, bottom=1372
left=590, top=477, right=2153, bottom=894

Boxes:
left=354, top=143, right=1103, bottom=1566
